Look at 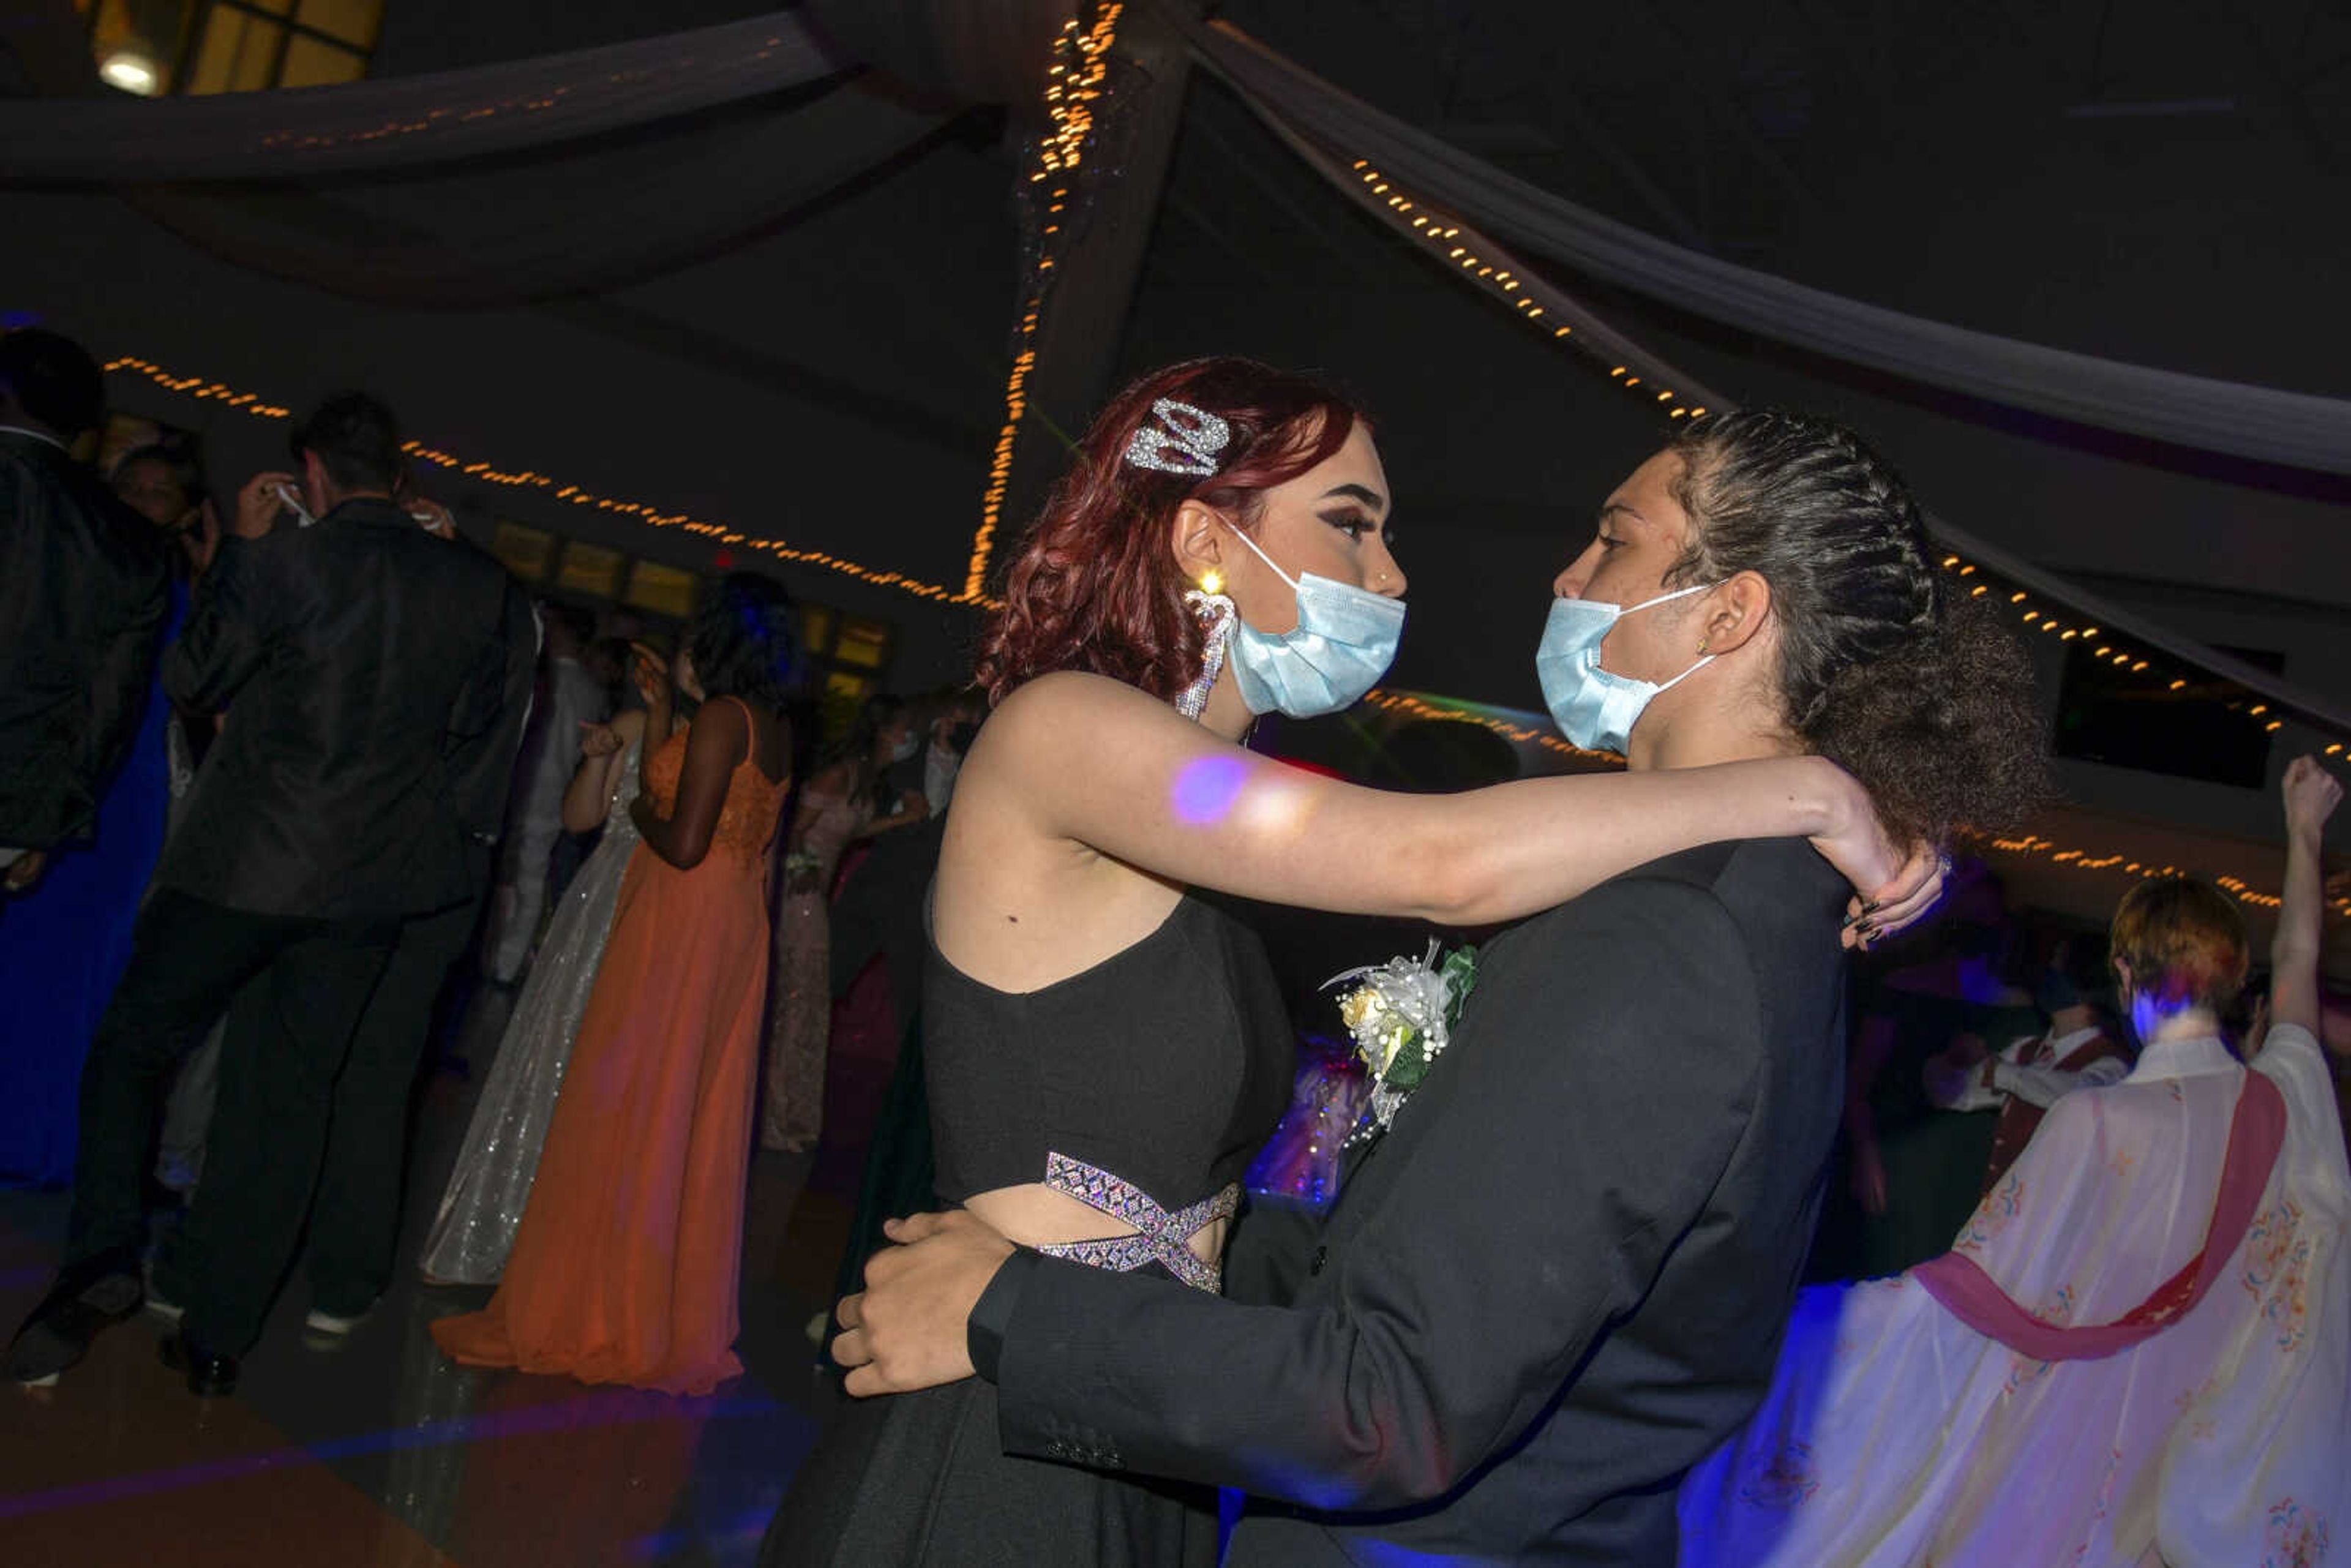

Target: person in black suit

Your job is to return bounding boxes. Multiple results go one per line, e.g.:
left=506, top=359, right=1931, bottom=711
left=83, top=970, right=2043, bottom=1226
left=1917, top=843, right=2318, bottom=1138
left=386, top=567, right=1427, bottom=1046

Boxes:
left=830, top=410, right=2052, bottom=1565
left=5, top=391, right=535, bottom=1395
left=0, top=328, right=170, bottom=891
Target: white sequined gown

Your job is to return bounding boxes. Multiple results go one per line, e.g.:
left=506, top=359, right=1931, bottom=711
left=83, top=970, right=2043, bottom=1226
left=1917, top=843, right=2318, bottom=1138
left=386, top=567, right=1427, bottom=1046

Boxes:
left=418, top=741, right=642, bottom=1284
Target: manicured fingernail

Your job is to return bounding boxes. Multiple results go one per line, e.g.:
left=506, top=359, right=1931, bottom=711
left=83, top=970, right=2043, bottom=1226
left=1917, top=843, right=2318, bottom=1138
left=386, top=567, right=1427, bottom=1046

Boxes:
left=1841, top=910, right=1865, bottom=929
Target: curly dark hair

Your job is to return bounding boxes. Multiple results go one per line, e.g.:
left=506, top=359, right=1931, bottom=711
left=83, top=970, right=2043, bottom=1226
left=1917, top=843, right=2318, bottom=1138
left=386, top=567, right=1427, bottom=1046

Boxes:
left=972, top=357, right=1368, bottom=707
left=1663, top=409, right=2050, bottom=845
left=687, top=572, right=798, bottom=711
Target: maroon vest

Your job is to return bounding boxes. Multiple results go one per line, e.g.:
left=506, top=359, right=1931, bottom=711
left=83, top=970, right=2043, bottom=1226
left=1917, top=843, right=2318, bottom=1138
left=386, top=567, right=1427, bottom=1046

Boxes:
left=1979, top=1030, right=2129, bottom=1194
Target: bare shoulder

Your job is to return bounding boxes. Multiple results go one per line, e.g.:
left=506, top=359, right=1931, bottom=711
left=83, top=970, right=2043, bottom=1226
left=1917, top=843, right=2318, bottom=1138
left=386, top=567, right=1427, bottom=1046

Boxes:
left=688, top=693, right=751, bottom=751
left=971, top=670, right=1184, bottom=777
left=609, top=707, right=649, bottom=745
left=986, top=669, right=1157, bottom=731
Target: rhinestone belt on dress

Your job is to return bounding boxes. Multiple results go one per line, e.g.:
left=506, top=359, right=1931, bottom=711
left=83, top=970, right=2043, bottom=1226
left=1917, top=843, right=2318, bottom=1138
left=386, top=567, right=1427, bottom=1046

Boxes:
left=1030, top=1152, right=1239, bottom=1294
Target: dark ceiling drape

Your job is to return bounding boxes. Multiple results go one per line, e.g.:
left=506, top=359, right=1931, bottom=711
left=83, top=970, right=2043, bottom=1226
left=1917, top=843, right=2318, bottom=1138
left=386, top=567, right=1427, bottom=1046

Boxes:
left=0, top=3, right=947, bottom=307
left=0, top=9, right=844, bottom=179
left=1241, top=97, right=2351, bottom=739
left=1180, top=15, right=2351, bottom=481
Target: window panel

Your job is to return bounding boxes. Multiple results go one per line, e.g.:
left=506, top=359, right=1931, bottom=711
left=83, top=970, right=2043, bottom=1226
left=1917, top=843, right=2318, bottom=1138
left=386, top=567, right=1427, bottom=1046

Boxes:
left=296, top=0, right=380, bottom=46
left=623, top=560, right=699, bottom=620
left=831, top=616, right=893, bottom=670
left=490, top=521, right=556, bottom=584
left=279, top=32, right=365, bottom=87
left=555, top=541, right=626, bottom=601
left=798, top=604, right=836, bottom=658
left=187, top=9, right=282, bottom=95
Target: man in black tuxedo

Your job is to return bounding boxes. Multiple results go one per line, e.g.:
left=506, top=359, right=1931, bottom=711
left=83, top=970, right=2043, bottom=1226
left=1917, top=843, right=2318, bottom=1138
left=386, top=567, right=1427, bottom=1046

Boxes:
left=0, top=328, right=169, bottom=891
left=5, top=391, right=535, bottom=1394
left=829, top=416, right=2030, bottom=1564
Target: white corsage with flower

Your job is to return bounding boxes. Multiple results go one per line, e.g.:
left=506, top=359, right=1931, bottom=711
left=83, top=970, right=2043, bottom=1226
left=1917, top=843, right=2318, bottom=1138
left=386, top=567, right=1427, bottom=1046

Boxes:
left=1324, top=940, right=1479, bottom=1142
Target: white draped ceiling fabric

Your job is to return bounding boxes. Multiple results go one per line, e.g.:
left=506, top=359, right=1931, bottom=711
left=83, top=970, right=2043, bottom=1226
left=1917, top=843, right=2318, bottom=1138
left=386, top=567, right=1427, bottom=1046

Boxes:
left=1176, top=16, right=2351, bottom=482
left=1, top=2, right=2342, bottom=731
left=1193, top=31, right=2351, bottom=742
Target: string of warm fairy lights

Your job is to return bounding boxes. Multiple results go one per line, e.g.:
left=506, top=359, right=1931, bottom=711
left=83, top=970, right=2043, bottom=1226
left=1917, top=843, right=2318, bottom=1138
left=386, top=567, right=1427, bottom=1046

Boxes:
left=1340, top=157, right=1716, bottom=423
left=1933, top=550, right=2308, bottom=746
left=1980, top=833, right=2351, bottom=917
left=1374, top=687, right=2345, bottom=917
left=964, top=2, right=1124, bottom=602
left=1328, top=158, right=2320, bottom=741
left=1322, top=152, right=2347, bottom=919
left=1360, top=688, right=1620, bottom=766
left=103, top=354, right=986, bottom=606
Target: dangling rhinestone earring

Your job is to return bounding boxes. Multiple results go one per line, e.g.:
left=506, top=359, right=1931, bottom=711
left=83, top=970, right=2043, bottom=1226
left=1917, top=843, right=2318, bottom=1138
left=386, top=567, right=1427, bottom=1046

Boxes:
left=1176, top=571, right=1237, bottom=721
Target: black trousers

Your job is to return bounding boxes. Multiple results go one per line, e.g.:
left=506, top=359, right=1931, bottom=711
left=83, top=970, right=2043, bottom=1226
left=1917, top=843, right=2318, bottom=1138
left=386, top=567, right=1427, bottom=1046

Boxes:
left=156, top=891, right=482, bottom=1347
left=66, top=888, right=396, bottom=1353
left=302, top=891, right=483, bottom=1315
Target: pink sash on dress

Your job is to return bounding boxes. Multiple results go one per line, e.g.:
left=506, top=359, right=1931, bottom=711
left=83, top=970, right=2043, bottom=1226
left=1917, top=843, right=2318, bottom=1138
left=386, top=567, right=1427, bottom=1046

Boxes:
left=1914, top=1072, right=2287, bottom=1362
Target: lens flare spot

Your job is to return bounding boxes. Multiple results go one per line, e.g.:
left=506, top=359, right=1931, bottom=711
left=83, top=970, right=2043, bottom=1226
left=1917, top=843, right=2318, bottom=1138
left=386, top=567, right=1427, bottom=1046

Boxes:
left=1172, top=755, right=1251, bottom=825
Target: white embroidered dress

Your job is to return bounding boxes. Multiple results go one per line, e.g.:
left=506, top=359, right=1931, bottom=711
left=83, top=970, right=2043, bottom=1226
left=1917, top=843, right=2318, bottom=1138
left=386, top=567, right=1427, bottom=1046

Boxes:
left=1678, top=1024, right=2349, bottom=1568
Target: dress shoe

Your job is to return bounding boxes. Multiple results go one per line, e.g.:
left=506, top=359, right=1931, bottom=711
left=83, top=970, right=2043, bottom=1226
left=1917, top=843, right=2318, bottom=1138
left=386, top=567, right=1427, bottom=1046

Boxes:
left=4, top=1269, right=143, bottom=1387
left=159, top=1332, right=239, bottom=1397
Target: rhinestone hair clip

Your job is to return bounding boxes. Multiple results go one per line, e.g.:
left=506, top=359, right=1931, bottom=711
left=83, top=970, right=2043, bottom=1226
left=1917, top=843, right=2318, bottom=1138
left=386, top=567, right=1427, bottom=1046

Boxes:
left=1123, top=397, right=1231, bottom=478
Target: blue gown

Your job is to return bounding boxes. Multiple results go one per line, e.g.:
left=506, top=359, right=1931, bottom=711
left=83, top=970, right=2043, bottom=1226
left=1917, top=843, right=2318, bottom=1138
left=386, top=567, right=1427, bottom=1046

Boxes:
left=0, top=579, right=186, bottom=1187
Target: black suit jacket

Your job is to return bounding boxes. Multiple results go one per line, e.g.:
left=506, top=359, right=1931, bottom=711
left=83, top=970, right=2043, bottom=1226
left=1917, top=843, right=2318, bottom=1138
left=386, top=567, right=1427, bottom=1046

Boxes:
left=982, top=838, right=1851, bottom=1566
left=0, top=429, right=170, bottom=849
left=157, top=498, right=536, bottom=920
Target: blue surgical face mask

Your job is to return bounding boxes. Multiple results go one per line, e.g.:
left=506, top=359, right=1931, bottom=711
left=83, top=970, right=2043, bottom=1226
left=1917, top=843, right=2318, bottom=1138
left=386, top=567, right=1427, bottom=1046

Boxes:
left=1535, top=583, right=1716, bottom=754
left=1221, top=525, right=1405, bottom=719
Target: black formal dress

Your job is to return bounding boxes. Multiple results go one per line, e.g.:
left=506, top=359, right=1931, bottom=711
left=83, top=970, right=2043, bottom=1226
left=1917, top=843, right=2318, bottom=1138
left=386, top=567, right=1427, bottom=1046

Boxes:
left=0, top=427, right=168, bottom=850
left=765, top=892, right=1294, bottom=1567
left=61, top=498, right=533, bottom=1356
left=971, top=838, right=1852, bottom=1567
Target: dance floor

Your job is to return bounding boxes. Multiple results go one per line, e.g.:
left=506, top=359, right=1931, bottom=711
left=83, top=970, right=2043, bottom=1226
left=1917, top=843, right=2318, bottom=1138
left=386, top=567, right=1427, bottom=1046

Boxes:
left=0, top=990, right=882, bottom=1568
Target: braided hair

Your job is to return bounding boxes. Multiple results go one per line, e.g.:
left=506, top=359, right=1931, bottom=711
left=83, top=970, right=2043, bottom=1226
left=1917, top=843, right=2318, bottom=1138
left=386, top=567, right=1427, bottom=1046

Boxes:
left=1664, top=409, right=2049, bottom=844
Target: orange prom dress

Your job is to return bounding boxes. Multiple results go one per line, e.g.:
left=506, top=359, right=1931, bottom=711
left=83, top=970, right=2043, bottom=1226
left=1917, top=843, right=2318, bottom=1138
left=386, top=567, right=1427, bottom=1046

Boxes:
left=433, top=702, right=788, bottom=1395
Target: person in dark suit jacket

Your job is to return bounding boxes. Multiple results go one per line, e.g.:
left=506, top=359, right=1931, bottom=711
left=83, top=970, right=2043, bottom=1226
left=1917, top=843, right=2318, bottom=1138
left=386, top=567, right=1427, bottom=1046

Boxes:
left=4, top=391, right=534, bottom=1396
left=828, top=410, right=2052, bottom=1566
left=0, top=328, right=169, bottom=890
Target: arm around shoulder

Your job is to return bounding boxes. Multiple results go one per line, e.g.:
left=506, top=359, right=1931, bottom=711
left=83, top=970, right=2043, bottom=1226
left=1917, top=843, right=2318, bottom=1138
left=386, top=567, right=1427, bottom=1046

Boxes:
left=163, top=536, right=268, bottom=712
left=973, top=672, right=1872, bottom=926
left=992, top=874, right=1768, bottom=1508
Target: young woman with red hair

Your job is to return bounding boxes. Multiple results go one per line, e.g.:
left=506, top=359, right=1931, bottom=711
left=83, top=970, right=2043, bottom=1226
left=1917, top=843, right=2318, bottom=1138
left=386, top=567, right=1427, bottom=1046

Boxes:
left=767, top=358, right=1937, bottom=1565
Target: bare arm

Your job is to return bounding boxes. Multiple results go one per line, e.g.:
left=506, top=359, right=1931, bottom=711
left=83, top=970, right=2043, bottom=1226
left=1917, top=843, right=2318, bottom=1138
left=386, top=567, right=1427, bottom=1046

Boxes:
left=970, top=672, right=1913, bottom=929
left=632, top=699, right=751, bottom=870
left=562, top=710, right=645, bottom=834
left=2270, top=755, right=2341, bottom=1043
left=866, top=790, right=929, bottom=836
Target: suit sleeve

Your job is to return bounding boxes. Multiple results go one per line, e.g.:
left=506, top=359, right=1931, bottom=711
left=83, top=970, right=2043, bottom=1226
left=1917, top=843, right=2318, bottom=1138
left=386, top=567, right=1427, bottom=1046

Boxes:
left=163, top=538, right=269, bottom=713
left=444, top=579, right=538, bottom=844
left=991, top=875, right=1766, bottom=1510
left=79, top=546, right=168, bottom=794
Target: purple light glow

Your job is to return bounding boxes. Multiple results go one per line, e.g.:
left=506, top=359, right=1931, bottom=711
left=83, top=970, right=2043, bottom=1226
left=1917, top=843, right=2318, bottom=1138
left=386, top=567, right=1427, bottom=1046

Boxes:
left=0, top=1389, right=789, bottom=1522
left=1172, top=756, right=1250, bottom=825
